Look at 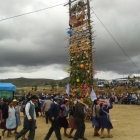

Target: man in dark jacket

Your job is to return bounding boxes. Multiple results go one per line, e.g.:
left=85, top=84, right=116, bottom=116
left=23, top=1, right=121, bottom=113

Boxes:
left=44, top=97, right=61, bottom=140
left=1, top=99, right=9, bottom=136
left=73, top=101, right=87, bottom=140
left=1, top=99, right=8, bottom=120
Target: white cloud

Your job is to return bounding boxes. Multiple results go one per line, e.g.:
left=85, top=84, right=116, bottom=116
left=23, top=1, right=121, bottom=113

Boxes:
left=94, top=71, right=126, bottom=80
left=0, top=64, right=69, bottom=80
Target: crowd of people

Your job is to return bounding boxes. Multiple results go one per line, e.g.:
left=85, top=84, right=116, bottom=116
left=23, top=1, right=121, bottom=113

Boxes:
left=97, top=79, right=140, bottom=90
left=0, top=93, right=114, bottom=140
left=97, top=93, right=140, bottom=105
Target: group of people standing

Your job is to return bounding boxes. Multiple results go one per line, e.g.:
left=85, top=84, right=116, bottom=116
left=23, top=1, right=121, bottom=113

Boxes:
left=0, top=98, right=21, bottom=138
left=15, top=95, right=88, bottom=140
left=41, top=95, right=114, bottom=140
left=43, top=96, right=87, bottom=140
left=0, top=94, right=113, bottom=140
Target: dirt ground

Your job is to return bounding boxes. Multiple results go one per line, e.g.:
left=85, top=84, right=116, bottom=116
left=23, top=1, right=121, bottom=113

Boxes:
left=1, top=105, right=140, bottom=140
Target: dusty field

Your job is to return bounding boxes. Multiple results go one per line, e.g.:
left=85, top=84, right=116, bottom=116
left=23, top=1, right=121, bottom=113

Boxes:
left=1, top=105, right=140, bottom=140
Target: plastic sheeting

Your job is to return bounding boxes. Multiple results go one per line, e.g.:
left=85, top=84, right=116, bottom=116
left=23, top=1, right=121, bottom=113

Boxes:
left=0, top=83, right=16, bottom=91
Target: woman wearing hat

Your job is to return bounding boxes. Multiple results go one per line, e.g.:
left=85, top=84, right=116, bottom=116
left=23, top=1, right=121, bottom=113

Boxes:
left=6, top=100, right=17, bottom=137
left=99, top=100, right=113, bottom=138
left=13, top=99, right=21, bottom=134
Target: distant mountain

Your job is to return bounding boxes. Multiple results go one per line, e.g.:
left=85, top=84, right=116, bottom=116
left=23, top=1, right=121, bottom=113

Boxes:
left=0, top=77, right=69, bottom=87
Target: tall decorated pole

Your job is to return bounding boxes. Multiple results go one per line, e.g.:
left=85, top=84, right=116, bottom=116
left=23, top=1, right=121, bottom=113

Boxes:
left=67, top=0, right=94, bottom=98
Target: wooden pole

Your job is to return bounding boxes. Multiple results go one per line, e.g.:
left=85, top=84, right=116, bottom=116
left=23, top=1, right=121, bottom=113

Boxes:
left=69, top=0, right=71, bottom=17
left=64, top=0, right=77, bottom=6
left=87, top=0, right=94, bottom=84
left=68, top=0, right=94, bottom=97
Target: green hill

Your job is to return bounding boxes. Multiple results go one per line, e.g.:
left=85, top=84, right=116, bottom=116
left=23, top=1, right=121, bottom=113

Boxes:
left=0, top=77, right=69, bottom=87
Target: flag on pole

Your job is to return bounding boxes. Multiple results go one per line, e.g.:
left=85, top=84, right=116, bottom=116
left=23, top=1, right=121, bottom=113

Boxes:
left=66, top=83, right=70, bottom=95
left=90, top=88, right=97, bottom=101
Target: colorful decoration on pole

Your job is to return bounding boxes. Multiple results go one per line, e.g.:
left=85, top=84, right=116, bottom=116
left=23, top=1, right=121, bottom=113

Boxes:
left=67, top=30, right=72, bottom=34
left=66, top=68, right=70, bottom=71
left=83, top=84, right=88, bottom=89
left=80, top=64, right=84, bottom=69
left=76, top=79, right=80, bottom=83
left=67, top=0, right=94, bottom=97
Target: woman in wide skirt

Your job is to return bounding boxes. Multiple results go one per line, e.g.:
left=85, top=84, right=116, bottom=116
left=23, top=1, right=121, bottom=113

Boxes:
left=99, top=101, right=113, bottom=138
left=58, top=100, right=69, bottom=137
left=6, top=101, right=17, bottom=137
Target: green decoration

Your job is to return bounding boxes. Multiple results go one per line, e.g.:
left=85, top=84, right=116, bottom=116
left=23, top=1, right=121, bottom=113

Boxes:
left=77, top=89, right=81, bottom=94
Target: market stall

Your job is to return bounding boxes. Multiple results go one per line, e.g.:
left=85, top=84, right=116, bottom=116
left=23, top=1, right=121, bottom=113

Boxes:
left=0, top=83, right=16, bottom=99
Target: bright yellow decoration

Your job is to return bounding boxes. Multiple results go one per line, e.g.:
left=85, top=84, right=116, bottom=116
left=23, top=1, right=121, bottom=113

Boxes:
left=76, top=79, right=80, bottom=83
left=66, top=68, right=69, bottom=71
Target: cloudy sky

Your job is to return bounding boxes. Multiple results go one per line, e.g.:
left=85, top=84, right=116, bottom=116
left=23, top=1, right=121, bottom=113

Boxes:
left=0, top=0, right=139, bottom=80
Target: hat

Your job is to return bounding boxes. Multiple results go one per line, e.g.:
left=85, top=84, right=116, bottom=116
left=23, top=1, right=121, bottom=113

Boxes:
left=30, top=95, right=38, bottom=100
left=13, top=99, right=18, bottom=102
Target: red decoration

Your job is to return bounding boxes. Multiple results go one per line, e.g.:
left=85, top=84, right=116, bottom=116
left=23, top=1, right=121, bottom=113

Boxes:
left=83, top=84, right=87, bottom=89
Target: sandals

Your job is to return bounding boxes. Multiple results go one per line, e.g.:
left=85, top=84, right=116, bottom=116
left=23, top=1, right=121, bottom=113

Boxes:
left=68, top=135, right=73, bottom=138
left=107, top=135, right=113, bottom=138
left=21, top=138, right=27, bottom=140
left=100, top=135, right=113, bottom=138
left=2, top=131, right=4, bottom=136
left=100, top=136, right=105, bottom=139
left=94, top=133, right=100, bottom=136
left=7, top=135, right=11, bottom=138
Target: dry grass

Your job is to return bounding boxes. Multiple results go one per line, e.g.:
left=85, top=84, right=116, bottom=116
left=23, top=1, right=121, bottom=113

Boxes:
left=23, top=86, right=66, bottom=95
left=1, top=105, right=140, bottom=140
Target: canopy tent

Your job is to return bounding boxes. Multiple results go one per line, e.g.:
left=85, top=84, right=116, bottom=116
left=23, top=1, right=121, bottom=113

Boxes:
left=0, top=83, right=16, bottom=99
left=0, top=83, right=16, bottom=91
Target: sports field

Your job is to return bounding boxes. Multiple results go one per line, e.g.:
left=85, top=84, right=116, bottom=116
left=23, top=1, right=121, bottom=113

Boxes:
left=1, top=105, right=140, bottom=140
